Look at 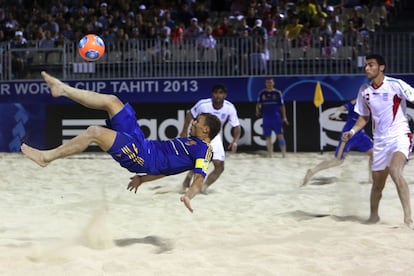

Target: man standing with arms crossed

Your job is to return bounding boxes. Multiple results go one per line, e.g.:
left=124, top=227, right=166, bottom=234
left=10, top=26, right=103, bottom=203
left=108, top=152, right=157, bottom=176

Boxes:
left=342, top=54, right=414, bottom=229
left=180, top=84, right=241, bottom=194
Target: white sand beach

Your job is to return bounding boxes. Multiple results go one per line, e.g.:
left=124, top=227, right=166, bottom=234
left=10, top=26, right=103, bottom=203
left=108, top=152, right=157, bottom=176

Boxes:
left=1, top=151, right=414, bottom=276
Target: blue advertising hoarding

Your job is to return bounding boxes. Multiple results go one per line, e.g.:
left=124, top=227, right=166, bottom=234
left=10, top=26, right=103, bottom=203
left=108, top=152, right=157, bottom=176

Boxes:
left=1, top=74, right=414, bottom=152
left=2, top=74, right=407, bottom=104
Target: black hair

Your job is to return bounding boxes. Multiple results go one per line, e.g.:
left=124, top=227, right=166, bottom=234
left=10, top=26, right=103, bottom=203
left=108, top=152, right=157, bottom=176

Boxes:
left=212, top=83, right=227, bottom=94
left=365, top=54, right=386, bottom=66
left=201, top=113, right=222, bottom=140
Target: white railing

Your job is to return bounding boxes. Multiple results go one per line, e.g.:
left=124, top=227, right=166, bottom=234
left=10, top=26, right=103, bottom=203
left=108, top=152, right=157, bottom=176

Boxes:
left=1, top=32, right=413, bottom=81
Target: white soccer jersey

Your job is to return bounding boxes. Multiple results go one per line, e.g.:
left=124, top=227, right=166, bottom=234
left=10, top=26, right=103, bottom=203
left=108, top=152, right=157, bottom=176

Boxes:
left=189, top=98, right=240, bottom=161
left=355, top=76, right=414, bottom=139
left=190, top=98, right=240, bottom=129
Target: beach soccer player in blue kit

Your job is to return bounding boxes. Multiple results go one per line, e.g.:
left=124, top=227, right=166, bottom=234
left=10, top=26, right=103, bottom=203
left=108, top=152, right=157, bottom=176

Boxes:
left=302, top=99, right=373, bottom=186
left=21, top=71, right=221, bottom=213
left=256, top=78, right=289, bottom=158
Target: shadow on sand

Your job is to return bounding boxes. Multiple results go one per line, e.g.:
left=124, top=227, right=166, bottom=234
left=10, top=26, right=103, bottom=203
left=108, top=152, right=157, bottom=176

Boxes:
left=114, top=235, right=173, bottom=254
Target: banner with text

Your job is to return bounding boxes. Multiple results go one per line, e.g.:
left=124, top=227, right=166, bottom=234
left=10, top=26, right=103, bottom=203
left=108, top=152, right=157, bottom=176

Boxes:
left=2, top=74, right=413, bottom=104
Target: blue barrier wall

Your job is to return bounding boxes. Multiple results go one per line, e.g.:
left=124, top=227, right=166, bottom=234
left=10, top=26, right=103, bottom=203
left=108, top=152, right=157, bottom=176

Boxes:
left=1, top=74, right=414, bottom=152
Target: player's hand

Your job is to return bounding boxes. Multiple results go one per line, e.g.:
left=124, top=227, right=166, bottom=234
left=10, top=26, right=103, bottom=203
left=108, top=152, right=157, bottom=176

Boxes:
left=341, top=131, right=353, bottom=142
left=180, top=195, right=193, bottom=213
left=127, top=175, right=142, bottom=193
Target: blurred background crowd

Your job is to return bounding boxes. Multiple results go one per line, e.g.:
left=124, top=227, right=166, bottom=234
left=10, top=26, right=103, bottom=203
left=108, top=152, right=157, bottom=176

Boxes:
left=1, top=0, right=402, bottom=49
left=0, top=0, right=411, bottom=79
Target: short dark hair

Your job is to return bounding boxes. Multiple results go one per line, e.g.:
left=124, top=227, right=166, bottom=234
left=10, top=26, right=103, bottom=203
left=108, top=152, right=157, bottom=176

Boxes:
left=212, top=83, right=227, bottom=94
left=201, top=113, right=221, bottom=140
left=366, top=54, right=386, bottom=66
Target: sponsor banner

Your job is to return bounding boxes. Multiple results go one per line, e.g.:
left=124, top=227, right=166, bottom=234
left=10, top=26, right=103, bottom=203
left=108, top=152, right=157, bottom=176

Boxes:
left=5, top=102, right=413, bottom=153
left=44, top=102, right=376, bottom=153
left=2, top=74, right=413, bottom=104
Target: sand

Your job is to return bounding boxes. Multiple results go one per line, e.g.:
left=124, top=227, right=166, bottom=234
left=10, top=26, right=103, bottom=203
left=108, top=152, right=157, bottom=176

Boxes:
left=1, top=151, right=414, bottom=276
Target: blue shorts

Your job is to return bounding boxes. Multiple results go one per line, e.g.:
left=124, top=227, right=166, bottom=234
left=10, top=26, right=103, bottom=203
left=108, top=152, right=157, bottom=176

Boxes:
left=335, top=131, right=373, bottom=159
left=262, top=117, right=283, bottom=137
left=106, top=103, right=151, bottom=173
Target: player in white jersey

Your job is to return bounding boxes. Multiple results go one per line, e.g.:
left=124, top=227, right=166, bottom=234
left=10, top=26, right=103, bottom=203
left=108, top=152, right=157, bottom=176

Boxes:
left=342, top=54, right=414, bottom=229
left=180, top=84, right=241, bottom=193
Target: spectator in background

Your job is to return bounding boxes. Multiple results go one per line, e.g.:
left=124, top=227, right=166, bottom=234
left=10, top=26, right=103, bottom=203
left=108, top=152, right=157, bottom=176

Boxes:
left=250, top=19, right=268, bottom=74
left=38, top=30, right=56, bottom=48
left=297, top=0, right=318, bottom=26
left=322, top=21, right=343, bottom=57
left=196, top=25, right=217, bottom=61
left=10, top=31, right=29, bottom=78
left=175, top=2, right=194, bottom=28
left=170, top=23, right=184, bottom=47
left=184, top=17, right=203, bottom=40
left=212, top=16, right=230, bottom=37
left=284, top=14, right=303, bottom=48
left=40, top=14, right=60, bottom=38
left=61, top=23, right=74, bottom=41
left=193, top=2, right=209, bottom=25
left=97, top=2, right=111, bottom=30
left=163, top=10, right=175, bottom=29
left=237, top=26, right=252, bottom=75
left=263, top=12, right=278, bottom=37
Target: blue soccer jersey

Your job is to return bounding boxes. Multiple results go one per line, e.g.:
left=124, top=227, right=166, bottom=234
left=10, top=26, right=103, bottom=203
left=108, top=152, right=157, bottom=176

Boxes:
left=106, top=104, right=212, bottom=176
left=257, top=89, right=284, bottom=135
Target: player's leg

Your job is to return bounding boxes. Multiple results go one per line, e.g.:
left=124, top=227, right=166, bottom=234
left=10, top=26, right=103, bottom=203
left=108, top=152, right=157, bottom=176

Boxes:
left=262, top=119, right=273, bottom=157
left=276, top=134, right=286, bottom=158
left=366, top=148, right=373, bottom=183
left=41, top=71, right=123, bottom=118
left=274, top=119, right=286, bottom=157
left=302, top=139, right=348, bottom=186
left=265, top=136, right=274, bottom=158
left=367, top=169, right=388, bottom=224
left=302, top=158, right=343, bottom=186
left=388, top=151, right=413, bottom=228
left=21, top=126, right=117, bottom=167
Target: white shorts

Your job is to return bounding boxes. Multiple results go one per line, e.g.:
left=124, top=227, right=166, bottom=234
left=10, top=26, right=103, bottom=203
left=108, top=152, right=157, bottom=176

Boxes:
left=211, top=134, right=225, bottom=161
left=372, top=133, right=412, bottom=171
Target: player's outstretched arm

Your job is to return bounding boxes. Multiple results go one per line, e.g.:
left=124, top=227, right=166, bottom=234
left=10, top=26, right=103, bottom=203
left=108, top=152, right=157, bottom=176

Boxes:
left=180, top=173, right=204, bottom=213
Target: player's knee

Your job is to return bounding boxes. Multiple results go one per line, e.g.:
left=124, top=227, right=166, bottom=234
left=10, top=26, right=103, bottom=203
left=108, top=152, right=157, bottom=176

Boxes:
left=85, top=125, right=105, bottom=139
left=105, top=94, right=123, bottom=112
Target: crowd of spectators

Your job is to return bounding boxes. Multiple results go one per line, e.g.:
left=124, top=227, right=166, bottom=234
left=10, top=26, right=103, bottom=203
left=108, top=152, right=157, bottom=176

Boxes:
left=0, top=0, right=402, bottom=77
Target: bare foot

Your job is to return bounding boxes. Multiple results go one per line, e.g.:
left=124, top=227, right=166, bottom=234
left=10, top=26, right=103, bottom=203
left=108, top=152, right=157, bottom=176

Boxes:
left=21, top=143, right=50, bottom=167
left=301, top=169, right=313, bottom=186
left=404, top=219, right=414, bottom=229
left=41, top=71, right=65, bottom=97
left=364, top=215, right=380, bottom=224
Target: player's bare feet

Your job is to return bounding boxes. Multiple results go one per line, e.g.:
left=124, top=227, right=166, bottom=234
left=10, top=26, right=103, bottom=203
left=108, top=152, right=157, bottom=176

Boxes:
left=41, top=71, right=65, bottom=97
left=404, top=219, right=414, bottom=229
left=21, top=143, right=50, bottom=167
left=364, top=215, right=380, bottom=224
left=301, top=169, right=313, bottom=186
